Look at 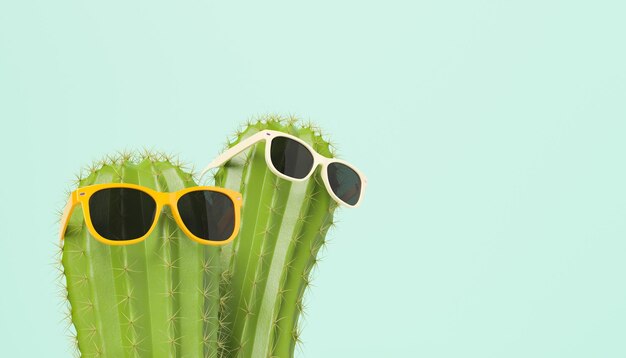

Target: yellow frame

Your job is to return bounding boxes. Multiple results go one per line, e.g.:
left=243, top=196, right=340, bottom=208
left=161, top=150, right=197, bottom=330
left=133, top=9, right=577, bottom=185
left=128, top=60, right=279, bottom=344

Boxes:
left=60, top=183, right=242, bottom=246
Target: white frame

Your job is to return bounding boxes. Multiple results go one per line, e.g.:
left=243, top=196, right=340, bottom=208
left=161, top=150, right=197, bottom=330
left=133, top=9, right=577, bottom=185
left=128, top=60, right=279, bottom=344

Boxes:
left=200, top=130, right=367, bottom=207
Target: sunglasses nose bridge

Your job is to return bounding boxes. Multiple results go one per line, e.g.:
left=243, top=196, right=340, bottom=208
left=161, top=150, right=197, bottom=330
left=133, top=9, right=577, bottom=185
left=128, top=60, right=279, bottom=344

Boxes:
left=148, top=192, right=178, bottom=212
left=314, top=160, right=324, bottom=171
left=309, top=160, right=326, bottom=178
left=163, top=192, right=180, bottom=208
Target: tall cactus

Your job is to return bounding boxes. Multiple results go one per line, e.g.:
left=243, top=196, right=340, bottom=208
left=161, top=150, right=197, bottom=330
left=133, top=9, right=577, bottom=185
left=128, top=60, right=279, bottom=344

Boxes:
left=211, top=116, right=338, bottom=358
left=58, top=152, right=222, bottom=358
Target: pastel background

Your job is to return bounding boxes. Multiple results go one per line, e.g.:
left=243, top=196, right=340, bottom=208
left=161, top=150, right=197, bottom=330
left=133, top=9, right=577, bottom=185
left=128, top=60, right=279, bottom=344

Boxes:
left=1, top=1, right=625, bottom=357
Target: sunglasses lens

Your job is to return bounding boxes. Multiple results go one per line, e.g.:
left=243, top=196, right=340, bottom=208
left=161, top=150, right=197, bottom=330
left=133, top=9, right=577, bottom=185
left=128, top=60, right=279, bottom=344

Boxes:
left=327, top=163, right=362, bottom=206
left=177, top=191, right=235, bottom=242
left=89, top=188, right=157, bottom=241
left=270, top=136, right=314, bottom=179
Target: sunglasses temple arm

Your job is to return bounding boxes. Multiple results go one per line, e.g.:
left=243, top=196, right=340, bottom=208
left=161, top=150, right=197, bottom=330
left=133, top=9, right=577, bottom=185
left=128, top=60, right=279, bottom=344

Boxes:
left=199, top=131, right=268, bottom=181
left=59, top=192, right=78, bottom=243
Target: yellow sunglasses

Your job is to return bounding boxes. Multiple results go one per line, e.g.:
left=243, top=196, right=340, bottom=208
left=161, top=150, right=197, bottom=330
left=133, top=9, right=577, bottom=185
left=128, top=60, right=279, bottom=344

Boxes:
left=60, top=183, right=242, bottom=246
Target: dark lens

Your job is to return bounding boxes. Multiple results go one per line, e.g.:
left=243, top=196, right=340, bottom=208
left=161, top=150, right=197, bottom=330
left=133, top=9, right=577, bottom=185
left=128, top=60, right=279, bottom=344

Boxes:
left=270, top=136, right=314, bottom=179
left=327, top=163, right=362, bottom=206
left=89, top=188, right=157, bottom=241
left=177, top=191, right=235, bottom=242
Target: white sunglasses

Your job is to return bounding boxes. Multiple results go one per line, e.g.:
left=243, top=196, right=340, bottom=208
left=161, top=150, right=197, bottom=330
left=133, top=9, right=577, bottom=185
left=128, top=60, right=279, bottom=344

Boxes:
left=200, top=130, right=367, bottom=207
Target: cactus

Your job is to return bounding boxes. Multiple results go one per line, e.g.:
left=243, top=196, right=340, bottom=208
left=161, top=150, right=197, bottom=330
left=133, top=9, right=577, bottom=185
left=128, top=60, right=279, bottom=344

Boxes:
left=58, top=152, right=222, bottom=358
left=211, top=115, right=338, bottom=358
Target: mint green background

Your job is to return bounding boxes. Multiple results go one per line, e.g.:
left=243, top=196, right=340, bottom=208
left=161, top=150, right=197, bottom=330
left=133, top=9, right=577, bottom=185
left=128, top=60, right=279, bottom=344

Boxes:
left=1, top=1, right=626, bottom=357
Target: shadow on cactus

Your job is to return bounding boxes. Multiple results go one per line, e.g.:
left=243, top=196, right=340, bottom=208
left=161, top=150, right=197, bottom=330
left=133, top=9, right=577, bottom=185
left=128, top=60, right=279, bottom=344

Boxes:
left=57, top=152, right=225, bottom=358
left=206, top=115, right=366, bottom=358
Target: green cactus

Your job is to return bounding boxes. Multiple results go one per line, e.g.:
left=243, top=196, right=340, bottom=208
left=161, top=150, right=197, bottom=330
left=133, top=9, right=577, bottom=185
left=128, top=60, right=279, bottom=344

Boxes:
left=211, top=115, right=338, bottom=358
left=58, top=152, right=222, bottom=358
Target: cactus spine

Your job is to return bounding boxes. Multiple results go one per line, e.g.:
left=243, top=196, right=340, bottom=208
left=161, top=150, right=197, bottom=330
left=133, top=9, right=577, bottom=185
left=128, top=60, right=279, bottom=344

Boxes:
left=212, top=116, right=338, bottom=358
left=60, top=153, right=221, bottom=358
